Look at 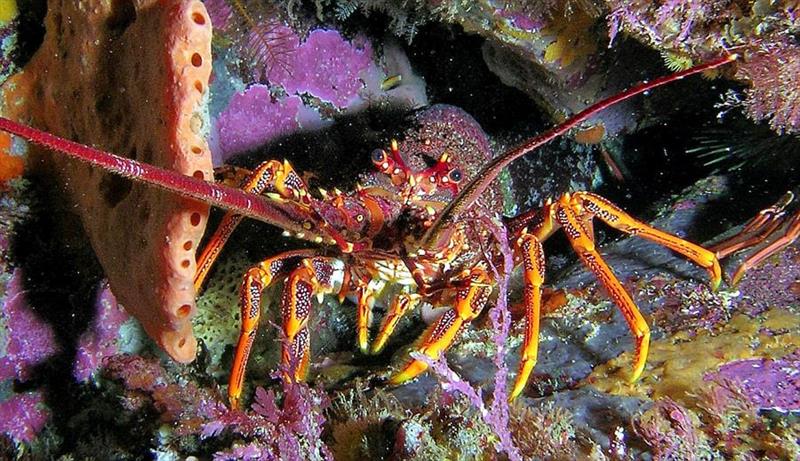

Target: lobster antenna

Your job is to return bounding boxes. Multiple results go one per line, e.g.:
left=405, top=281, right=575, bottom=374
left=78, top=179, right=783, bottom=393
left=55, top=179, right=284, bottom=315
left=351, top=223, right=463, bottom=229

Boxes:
left=422, top=54, right=739, bottom=249
left=0, top=117, right=311, bottom=236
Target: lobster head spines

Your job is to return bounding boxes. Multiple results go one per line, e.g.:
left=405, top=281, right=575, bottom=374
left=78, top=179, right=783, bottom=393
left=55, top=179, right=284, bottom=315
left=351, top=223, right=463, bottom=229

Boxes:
left=368, top=105, right=501, bottom=213
left=360, top=105, right=506, bottom=257
left=397, top=104, right=493, bottom=181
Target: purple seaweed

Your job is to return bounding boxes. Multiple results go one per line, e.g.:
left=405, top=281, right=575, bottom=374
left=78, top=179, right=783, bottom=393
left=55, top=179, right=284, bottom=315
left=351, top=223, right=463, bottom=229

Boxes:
left=0, top=270, right=58, bottom=382
left=0, top=392, right=49, bottom=443
left=72, top=282, right=130, bottom=382
left=704, top=352, right=800, bottom=411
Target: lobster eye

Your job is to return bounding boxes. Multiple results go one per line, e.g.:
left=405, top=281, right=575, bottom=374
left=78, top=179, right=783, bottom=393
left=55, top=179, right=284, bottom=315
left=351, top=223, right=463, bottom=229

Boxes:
left=448, top=168, right=463, bottom=182
left=371, top=149, right=386, bottom=164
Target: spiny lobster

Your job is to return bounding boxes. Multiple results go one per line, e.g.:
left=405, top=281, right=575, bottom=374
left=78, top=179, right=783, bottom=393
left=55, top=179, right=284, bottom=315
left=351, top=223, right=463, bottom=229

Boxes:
left=2, top=54, right=766, bottom=409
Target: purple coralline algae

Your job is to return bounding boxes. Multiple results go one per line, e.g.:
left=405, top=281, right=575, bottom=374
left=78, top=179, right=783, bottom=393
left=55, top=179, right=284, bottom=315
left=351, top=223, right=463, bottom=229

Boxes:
left=212, top=28, right=385, bottom=161
left=102, top=353, right=332, bottom=459
left=0, top=270, right=58, bottom=382
left=0, top=270, right=56, bottom=444
left=633, top=397, right=702, bottom=460
left=704, top=352, right=800, bottom=411
left=203, top=0, right=233, bottom=31
left=495, top=6, right=546, bottom=32
left=216, top=88, right=303, bottom=159
left=733, top=244, right=800, bottom=314
left=271, top=29, right=374, bottom=109
left=0, top=392, right=49, bottom=443
left=72, top=283, right=130, bottom=382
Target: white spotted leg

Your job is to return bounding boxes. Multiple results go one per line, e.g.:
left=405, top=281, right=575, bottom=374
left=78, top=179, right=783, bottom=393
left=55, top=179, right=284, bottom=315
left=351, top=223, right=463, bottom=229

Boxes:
left=228, top=251, right=334, bottom=409
left=389, top=266, right=492, bottom=384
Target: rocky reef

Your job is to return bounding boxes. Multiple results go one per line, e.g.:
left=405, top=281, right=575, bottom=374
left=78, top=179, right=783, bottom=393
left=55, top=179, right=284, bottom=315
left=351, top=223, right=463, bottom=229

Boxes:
left=0, top=0, right=798, bottom=459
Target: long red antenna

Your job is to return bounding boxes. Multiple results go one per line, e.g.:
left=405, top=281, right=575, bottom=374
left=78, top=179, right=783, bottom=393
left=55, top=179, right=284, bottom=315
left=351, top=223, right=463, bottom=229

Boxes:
left=422, top=54, right=739, bottom=249
left=0, top=116, right=310, bottom=236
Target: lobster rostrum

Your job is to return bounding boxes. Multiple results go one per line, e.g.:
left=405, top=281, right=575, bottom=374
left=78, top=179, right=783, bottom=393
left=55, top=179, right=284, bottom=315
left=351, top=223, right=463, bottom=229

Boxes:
left=0, top=54, right=740, bottom=409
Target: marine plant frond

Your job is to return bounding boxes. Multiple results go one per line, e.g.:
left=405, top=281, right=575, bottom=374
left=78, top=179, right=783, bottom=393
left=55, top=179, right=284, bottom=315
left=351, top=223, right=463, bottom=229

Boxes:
left=687, top=116, right=800, bottom=173
left=334, top=0, right=358, bottom=20
left=244, top=19, right=295, bottom=79
left=212, top=0, right=295, bottom=82
left=332, top=0, right=429, bottom=42
left=661, top=50, right=693, bottom=72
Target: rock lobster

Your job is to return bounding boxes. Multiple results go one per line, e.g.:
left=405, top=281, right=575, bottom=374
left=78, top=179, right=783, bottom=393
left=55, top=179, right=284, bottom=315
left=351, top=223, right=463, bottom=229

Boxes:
left=3, top=53, right=775, bottom=409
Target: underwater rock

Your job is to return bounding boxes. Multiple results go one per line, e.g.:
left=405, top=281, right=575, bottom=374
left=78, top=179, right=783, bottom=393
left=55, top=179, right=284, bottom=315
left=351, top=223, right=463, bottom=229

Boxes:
left=606, top=0, right=800, bottom=133
left=527, top=387, right=649, bottom=453
left=588, top=308, right=800, bottom=408
left=0, top=5, right=17, bottom=87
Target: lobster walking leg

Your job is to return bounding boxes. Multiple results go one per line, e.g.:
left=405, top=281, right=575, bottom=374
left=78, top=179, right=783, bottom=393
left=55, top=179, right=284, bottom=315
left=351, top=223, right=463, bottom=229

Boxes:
left=710, top=191, right=799, bottom=285
left=195, top=159, right=313, bottom=290
left=389, top=267, right=492, bottom=385
left=280, top=257, right=338, bottom=383
left=572, top=192, right=722, bottom=290
left=554, top=191, right=724, bottom=382
left=372, top=292, right=421, bottom=354
left=354, top=278, right=378, bottom=354
left=710, top=192, right=793, bottom=259
left=556, top=195, right=651, bottom=382
left=728, top=209, right=800, bottom=285
left=509, top=230, right=546, bottom=400
left=229, top=249, right=317, bottom=409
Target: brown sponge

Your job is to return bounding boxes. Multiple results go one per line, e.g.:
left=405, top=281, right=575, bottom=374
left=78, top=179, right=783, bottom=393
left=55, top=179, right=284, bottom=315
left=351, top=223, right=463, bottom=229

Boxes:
left=5, top=0, right=213, bottom=362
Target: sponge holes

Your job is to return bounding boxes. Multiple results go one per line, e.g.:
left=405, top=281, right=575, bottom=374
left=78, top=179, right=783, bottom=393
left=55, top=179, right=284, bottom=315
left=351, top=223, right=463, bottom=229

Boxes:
left=176, top=303, right=193, bottom=318
left=191, top=11, right=206, bottom=26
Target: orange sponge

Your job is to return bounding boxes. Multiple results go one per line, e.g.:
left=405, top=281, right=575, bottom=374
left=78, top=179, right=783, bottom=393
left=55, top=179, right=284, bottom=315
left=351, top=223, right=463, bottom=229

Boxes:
left=5, top=0, right=213, bottom=362
left=0, top=131, right=23, bottom=182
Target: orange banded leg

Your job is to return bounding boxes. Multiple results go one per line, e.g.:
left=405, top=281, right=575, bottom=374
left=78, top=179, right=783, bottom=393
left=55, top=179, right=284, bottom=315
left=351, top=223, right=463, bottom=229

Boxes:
left=510, top=230, right=546, bottom=400
left=710, top=192, right=793, bottom=259
left=354, top=279, right=377, bottom=354
left=709, top=191, right=798, bottom=285
left=280, top=257, right=338, bottom=384
left=371, top=292, right=421, bottom=354
left=573, top=192, right=722, bottom=290
left=389, top=267, right=492, bottom=385
left=195, top=159, right=313, bottom=291
left=556, top=198, right=650, bottom=383
left=729, top=209, right=800, bottom=285
left=228, top=250, right=316, bottom=409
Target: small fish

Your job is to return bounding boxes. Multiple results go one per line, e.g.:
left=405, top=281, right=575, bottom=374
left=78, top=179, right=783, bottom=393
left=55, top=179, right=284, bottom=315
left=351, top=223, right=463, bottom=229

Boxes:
left=381, top=74, right=402, bottom=91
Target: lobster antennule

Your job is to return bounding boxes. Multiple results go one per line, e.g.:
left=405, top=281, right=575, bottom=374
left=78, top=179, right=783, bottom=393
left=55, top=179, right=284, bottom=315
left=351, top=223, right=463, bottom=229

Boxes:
left=421, top=54, right=739, bottom=250
left=0, top=116, right=310, bottom=236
